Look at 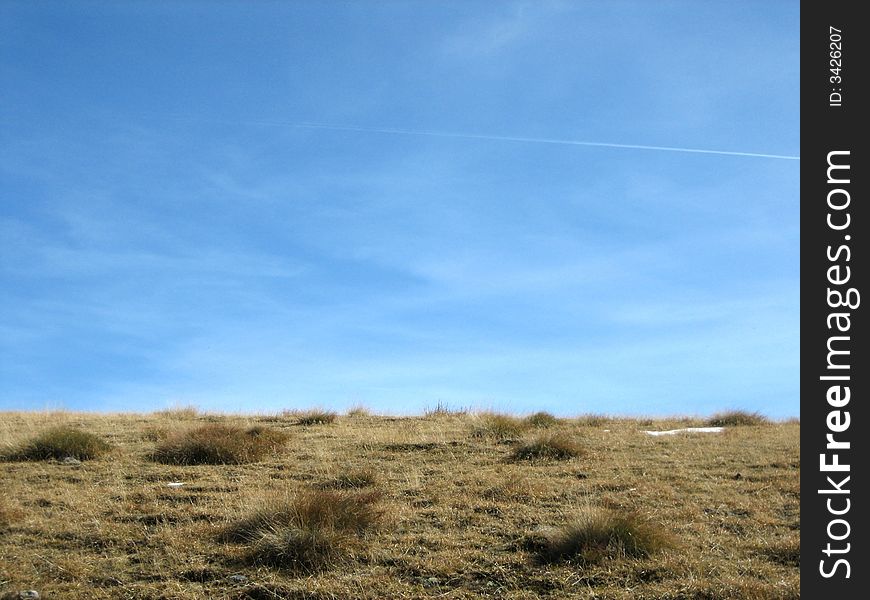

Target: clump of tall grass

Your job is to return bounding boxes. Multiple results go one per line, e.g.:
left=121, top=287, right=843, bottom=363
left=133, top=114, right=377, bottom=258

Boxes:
left=472, top=413, right=529, bottom=439
left=295, top=409, right=338, bottom=425
left=153, top=405, right=199, bottom=419
left=510, top=432, right=584, bottom=461
left=221, top=490, right=384, bottom=573
left=150, top=423, right=288, bottom=465
left=5, top=426, right=112, bottom=461
left=524, top=411, right=560, bottom=428
left=706, top=410, right=769, bottom=427
left=574, top=413, right=611, bottom=427
left=345, top=405, right=371, bottom=417
left=537, top=508, right=672, bottom=564
left=424, top=401, right=468, bottom=417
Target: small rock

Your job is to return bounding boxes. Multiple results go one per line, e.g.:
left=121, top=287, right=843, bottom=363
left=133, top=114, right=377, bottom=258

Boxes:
left=227, top=574, right=248, bottom=584
left=18, top=592, right=40, bottom=600
left=61, top=456, right=81, bottom=465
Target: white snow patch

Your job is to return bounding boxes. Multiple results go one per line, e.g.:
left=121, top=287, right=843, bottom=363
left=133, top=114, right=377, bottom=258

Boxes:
left=643, top=427, right=724, bottom=436
left=166, top=482, right=186, bottom=488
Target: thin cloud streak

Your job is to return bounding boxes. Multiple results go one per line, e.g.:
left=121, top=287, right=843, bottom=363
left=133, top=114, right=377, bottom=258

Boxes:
left=143, top=114, right=799, bottom=161
left=294, top=122, right=800, bottom=161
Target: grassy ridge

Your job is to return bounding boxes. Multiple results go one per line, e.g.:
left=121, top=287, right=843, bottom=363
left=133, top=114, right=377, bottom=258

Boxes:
left=0, top=410, right=799, bottom=599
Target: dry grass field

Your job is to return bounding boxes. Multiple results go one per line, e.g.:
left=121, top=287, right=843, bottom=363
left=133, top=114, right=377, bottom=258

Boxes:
left=0, top=409, right=799, bottom=599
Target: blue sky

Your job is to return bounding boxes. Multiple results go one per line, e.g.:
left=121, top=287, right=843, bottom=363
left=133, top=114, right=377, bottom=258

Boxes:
left=0, top=1, right=799, bottom=417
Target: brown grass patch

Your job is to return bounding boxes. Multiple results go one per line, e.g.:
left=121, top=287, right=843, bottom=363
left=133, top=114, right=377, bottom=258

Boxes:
left=295, top=410, right=338, bottom=426
left=424, top=401, right=467, bottom=417
left=345, top=405, right=371, bottom=417
left=153, top=405, right=199, bottom=419
left=150, top=423, right=288, bottom=465
left=706, top=410, right=769, bottom=427
left=757, top=538, right=800, bottom=566
left=222, top=490, right=384, bottom=573
left=0, top=411, right=799, bottom=598
left=472, top=413, right=529, bottom=439
left=320, top=468, right=379, bottom=490
left=4, top=426, right=112, bottom=461
left=0, top=498, right=24, bottom=529
left=510, top=432, right=584, bottom=461
left=538, top=508, right=672, bottom=564
left=574, top=413, right=611, bottom=427
left=480, top=473, right=545, bottom=502
left=524, top=411, right=560, bottom=428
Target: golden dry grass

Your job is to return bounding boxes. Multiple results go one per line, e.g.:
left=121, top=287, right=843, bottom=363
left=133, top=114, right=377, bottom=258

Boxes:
left=284, top=409, right=338, bottom=426
left=345, top=405, right=373, bottom=418
left=150, top=423, right=289, bottom=465
left=318, top=468, right=379, bottom=490
left=535, top=507, right=673, bottom=565
left=152, top=405, right=200, bottom=419
left=471, top=412, right=530, bottom=439
left=510, top=432, right=585, bottom=461
left=524, top=411, right=560, bottom=428
left=706, top=410, right=770, bottom=427
left=3, top=426, right=112, bottom=461
left=0, top=411, right=799, bottom=599
left=221, top=489, right=385, bottom=574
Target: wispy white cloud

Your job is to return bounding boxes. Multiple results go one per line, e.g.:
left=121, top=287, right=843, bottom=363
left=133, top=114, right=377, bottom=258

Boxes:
left=1, top=1, right=798, bottom=416
left=440, top=2, right=536, bottom=57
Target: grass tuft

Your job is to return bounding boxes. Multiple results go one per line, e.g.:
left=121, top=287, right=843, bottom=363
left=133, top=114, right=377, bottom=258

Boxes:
left=249, top=526, right=351, bottom=573
left=574, top=413, right=611, bottom=427
left=472, top=413, right=529, bottom=439
left=345, top=405, right=371, bottom=417
left=320, top=468, right=379, bottom=490
left=510, top=432, right=584, bottom=461
left=424, top=401, right=468, bottom=417
left=524, top=411, right=560, bottom=428
left=222, top=490, right=384, bottom=573
left=153, top=405, right=199, bottom=419
left=706, top=410, right=770, bottom=427
left=150, top=423, right=288, bottom=465
left=5, top=426, right=112, bottom=461
left=538, top=508, right=672, bottom=564
left=296, top=410, right=338, bottom=426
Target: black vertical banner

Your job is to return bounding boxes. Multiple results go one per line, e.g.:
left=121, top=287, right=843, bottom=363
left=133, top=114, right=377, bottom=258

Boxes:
left=802, top=1, right=867, bottom=597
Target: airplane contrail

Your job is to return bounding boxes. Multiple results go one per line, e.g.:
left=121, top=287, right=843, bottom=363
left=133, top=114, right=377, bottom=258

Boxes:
left=147, top=113, right=799, bottom=161
left=293, top=122, right=800, bottom=161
